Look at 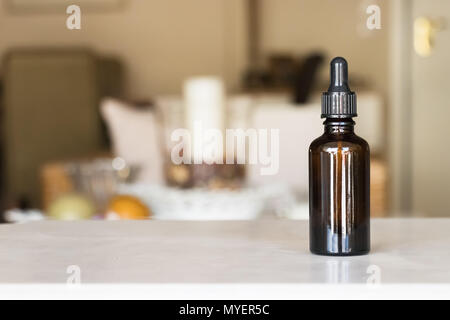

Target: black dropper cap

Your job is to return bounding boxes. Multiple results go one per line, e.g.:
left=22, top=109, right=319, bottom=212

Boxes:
left=321, top=57, right=357, bottom=118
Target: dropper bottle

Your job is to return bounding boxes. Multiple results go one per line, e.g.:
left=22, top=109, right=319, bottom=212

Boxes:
left=309, top=57, right=370, bottom=256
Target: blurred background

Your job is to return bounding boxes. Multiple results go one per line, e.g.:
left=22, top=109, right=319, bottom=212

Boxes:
left=0, top=0, right=448, bottom=222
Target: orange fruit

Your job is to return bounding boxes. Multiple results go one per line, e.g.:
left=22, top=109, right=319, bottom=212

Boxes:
left=106, top=195, right=151, bottom=220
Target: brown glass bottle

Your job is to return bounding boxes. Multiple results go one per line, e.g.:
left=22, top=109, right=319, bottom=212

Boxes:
left=309, top=57, right=370, bottom=256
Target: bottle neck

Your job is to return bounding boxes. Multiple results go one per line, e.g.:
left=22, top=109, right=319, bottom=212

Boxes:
left=323, top=118, right=355, bottom=134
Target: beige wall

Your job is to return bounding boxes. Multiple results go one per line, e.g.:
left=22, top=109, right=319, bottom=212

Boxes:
left=0, top=0, right=248, bottom=99
left=410, top=0, right=450, bottom=216
left=0, top=0, right=389, bottom=98
left=259, top=0, right=390, bottom=96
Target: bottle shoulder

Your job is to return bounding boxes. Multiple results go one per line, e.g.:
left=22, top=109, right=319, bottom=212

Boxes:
left=309, top=133, right=370, bottom=154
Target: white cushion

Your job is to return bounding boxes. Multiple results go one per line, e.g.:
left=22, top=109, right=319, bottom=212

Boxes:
left=100, top=98, right=163, bottom=184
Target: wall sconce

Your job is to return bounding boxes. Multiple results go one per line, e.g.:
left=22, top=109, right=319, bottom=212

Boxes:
left=414, top=16, right=446, bottom=57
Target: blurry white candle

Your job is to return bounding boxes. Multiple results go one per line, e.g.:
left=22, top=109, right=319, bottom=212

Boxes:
left=184, top=77, right=225, bottom=164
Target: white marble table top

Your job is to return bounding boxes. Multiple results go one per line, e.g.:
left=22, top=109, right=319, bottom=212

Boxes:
left=0, top=218, right=448, bottom=284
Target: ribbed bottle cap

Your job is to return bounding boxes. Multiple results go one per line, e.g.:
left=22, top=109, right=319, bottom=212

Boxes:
left=321, top=57, right=357, bottom=118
